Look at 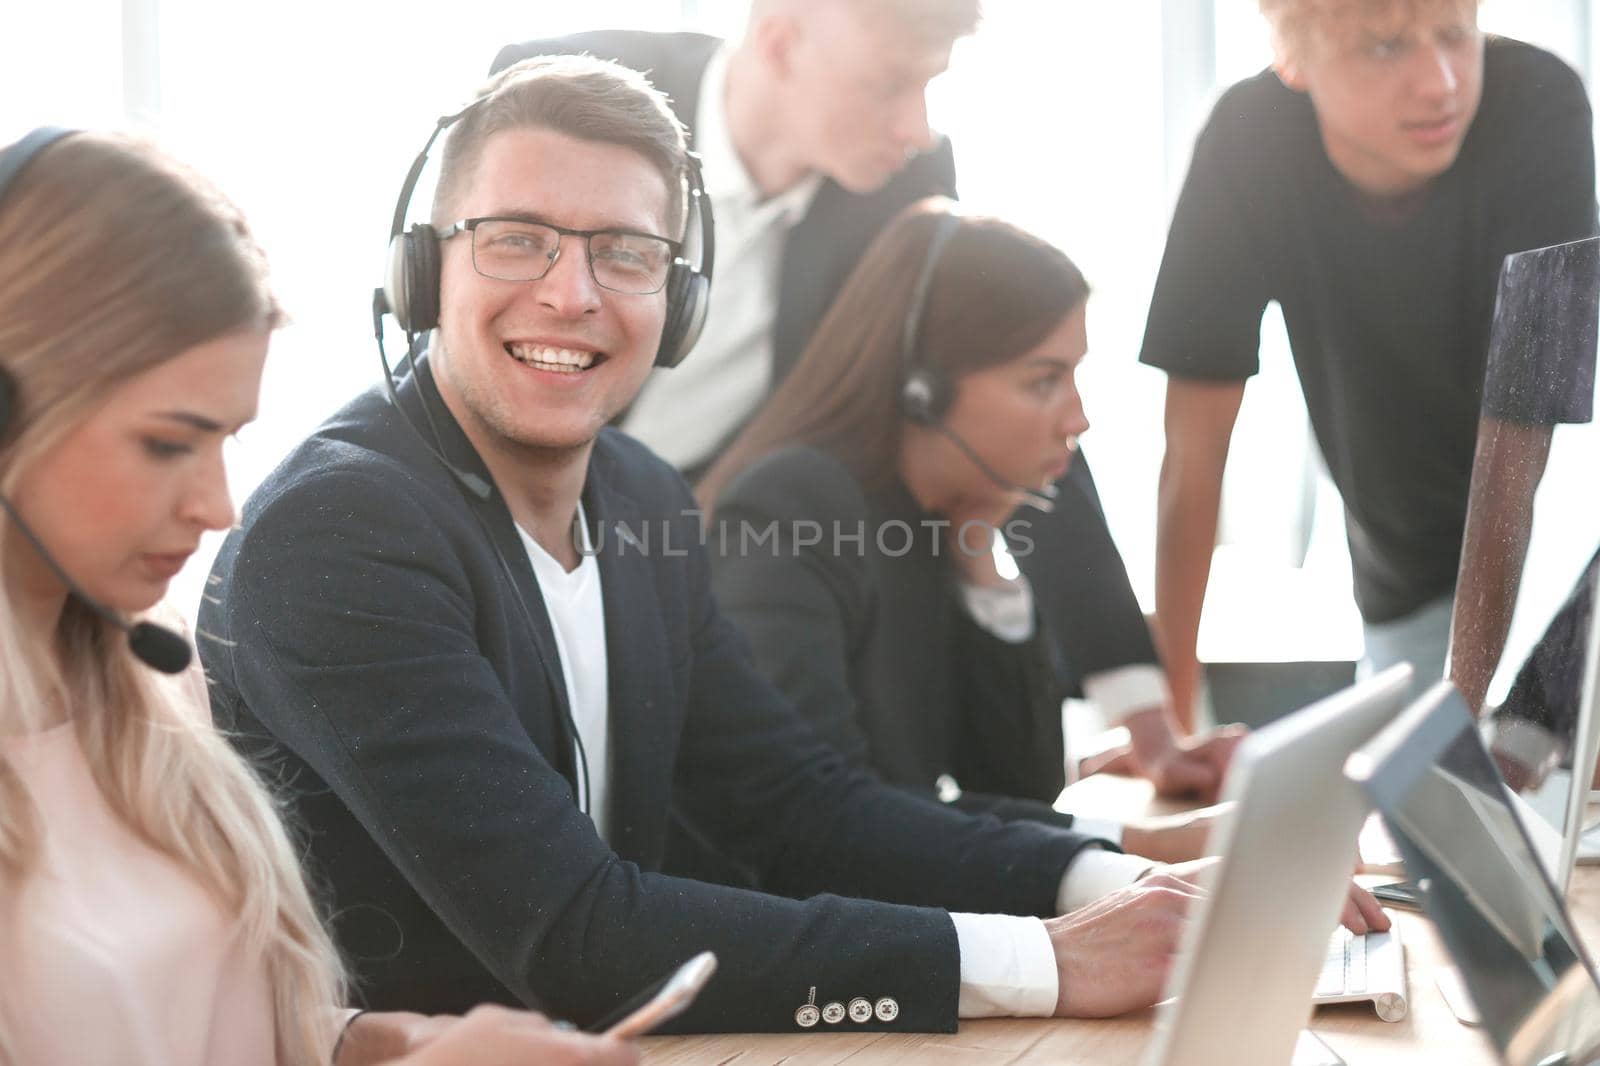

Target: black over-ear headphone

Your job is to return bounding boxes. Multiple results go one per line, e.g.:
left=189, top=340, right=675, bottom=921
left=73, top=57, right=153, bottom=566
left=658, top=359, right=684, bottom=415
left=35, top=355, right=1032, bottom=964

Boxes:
left=0, top=127, right=194, bottom=673
left=374, top=100, right=716, bottom=370
left=899, top=212, right=961, bottom=424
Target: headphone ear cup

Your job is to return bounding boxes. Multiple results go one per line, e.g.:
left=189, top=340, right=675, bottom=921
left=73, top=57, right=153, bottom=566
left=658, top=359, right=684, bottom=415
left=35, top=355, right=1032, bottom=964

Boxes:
left=901, top=368, right=950, bottom=424
left=0, top=365, right=15, bottom=440
left=383, top=233, right=412, bottom=330
left=385, top=224, right=442, bottom=334
left=655, top=262, right=709, bottom=368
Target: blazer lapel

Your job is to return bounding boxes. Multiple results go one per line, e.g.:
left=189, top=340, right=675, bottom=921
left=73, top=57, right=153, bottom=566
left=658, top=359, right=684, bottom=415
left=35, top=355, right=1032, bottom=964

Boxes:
left=397, top=360, right=579, bottom=787
left=583, top=464, right=678, bottom=863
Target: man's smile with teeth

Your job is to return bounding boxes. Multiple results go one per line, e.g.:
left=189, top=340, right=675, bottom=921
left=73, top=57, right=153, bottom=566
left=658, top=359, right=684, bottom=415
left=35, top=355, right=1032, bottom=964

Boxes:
left=505, top=343, right=600, bottom=374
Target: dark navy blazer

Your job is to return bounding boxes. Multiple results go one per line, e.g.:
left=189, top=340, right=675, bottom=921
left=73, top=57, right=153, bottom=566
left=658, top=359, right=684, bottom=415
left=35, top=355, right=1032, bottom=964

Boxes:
left=200, top=364, right=1098, bottom=1032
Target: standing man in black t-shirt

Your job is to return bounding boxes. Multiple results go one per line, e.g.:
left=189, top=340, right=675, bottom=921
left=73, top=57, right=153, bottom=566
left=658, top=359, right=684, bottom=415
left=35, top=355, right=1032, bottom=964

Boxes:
left=1142, top=0, right=1597, bottom=724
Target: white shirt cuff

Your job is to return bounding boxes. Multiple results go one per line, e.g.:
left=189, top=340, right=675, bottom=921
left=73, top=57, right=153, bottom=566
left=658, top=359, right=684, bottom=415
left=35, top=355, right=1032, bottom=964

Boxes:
left=958, top=573, right=1036, bottom=643
left=950, top=912, right=1059, bottom=1018
left=1071, top=817, right=1124, bottom=846
left=1055, top=848, right=1155, bottom=914
left=1082, top=663, right=1168, bottom=723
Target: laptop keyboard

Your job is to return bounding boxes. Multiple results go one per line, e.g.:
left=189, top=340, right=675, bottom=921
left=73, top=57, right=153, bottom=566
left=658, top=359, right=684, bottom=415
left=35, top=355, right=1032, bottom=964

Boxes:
left=1316, top=926, right=1367, bottom=997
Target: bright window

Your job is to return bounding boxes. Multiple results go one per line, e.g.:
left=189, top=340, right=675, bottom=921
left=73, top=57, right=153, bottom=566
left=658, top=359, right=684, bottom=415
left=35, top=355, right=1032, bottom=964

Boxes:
left=3, top=1, right=1593, bottom=656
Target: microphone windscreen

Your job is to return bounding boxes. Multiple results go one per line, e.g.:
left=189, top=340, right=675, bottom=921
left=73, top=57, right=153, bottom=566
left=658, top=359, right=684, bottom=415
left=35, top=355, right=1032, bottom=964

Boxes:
left=127, top=621, right=194, bottom=675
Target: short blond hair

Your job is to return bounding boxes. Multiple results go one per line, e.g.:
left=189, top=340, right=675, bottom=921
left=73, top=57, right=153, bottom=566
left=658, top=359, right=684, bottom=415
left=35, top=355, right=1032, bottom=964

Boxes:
left=1260, top=0, right=1480, bottom=60
left=432, top=54, right=689, bottom=234
left=749, top=0, right=981, bottom=47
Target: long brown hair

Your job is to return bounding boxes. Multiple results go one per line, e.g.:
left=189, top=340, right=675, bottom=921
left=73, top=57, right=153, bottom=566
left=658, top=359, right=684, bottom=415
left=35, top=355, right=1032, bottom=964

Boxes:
left=0, top=132, right=344, bottom=1065
left=699, top=197, right=1089, bottom=508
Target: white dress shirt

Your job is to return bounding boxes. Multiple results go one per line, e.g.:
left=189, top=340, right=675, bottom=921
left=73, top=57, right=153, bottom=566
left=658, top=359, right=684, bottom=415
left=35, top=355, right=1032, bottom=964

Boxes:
left=953, top=557, right=1152, bottom=1014
left=619, top=46, right=823, bottom=470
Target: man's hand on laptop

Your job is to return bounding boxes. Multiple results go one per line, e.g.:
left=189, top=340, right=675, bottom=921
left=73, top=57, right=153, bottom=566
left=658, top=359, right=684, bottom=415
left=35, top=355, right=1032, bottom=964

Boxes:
left=1120, top=804, right=1233, bottom=864
left=1044, top=871, right=1205, bottom=1017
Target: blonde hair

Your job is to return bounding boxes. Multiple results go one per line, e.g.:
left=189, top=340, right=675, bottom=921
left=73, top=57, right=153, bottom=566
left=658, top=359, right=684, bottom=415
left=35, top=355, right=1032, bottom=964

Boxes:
left=0, top=132, right=344, bottom=1066
left=750, top=0, right=983, bottom=46
left=1260, top=0, right=1480, bottom=60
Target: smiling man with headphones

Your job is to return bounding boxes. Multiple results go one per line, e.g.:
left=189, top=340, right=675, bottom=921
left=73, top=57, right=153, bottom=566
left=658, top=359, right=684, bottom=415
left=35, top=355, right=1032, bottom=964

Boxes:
left=200, top=54, right=1208, bottom=1035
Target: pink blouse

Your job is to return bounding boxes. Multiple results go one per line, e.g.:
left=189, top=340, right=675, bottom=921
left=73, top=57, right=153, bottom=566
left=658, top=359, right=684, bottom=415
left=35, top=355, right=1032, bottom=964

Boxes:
left=1, top=722, right=277, bottom=1065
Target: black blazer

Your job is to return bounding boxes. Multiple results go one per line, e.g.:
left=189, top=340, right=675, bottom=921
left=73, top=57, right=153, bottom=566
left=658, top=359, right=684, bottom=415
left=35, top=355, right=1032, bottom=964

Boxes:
left=199, top=363, right=1100, bottom=1033
left=711, top=446, right=1077, bottom=828
left=491, top=30, right=1161, bottom=696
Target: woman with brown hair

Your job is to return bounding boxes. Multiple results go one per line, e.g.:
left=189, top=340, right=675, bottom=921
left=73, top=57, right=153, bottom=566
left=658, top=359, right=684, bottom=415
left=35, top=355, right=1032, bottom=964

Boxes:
left=699, top=199, right=1241, bottom=863
left=0, top=128, right=635, bottom=1066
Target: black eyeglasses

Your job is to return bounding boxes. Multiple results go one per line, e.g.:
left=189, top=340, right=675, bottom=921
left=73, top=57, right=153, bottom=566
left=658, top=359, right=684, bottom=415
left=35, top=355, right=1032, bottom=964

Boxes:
left=437, top=216, right=683, bottom=295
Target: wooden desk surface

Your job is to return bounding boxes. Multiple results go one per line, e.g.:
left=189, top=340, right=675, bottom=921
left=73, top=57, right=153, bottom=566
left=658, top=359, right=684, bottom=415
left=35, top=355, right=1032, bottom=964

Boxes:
left=640, top=775, right=1600, bottom=1065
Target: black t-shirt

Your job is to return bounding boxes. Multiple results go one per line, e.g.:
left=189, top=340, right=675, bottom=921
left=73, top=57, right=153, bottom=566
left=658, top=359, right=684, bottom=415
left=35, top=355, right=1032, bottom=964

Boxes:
left=1141, top=38, right=1598, bottom=623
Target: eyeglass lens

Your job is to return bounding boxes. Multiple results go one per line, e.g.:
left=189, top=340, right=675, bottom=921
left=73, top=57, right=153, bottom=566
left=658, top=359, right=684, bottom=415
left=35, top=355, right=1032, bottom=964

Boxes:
left=471, top=220, right=673, bottom=295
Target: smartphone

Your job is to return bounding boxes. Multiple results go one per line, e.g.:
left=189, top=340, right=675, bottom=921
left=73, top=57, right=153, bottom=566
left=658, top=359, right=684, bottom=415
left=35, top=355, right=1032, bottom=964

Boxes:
left=584, top=951, right=718, bottom=1040
left=1371, top=878, right=1423, bottom=910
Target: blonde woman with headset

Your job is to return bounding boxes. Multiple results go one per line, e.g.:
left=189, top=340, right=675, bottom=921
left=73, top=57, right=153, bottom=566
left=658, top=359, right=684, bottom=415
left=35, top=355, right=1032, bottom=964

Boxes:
left=0, top=128, right=635, bottom=1066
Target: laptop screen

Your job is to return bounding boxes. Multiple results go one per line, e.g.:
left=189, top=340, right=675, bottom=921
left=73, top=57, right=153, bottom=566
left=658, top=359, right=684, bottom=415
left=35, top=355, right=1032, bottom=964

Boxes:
left=1352, top=684, right=1600, bottom=1066
left=1452, top=235, right=1600, bottom=888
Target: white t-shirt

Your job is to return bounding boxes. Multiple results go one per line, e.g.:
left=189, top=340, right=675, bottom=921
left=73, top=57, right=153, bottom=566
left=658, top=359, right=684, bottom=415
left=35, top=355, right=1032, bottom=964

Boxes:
left=518, top=502, right=612, bottom=841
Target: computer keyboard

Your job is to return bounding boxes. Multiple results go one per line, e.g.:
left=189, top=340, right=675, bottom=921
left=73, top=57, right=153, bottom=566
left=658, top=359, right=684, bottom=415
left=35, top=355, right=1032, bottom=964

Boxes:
left=1316, top=925, right=1367, bottom=997
left=1312, top=925, right=1408, bottom=1021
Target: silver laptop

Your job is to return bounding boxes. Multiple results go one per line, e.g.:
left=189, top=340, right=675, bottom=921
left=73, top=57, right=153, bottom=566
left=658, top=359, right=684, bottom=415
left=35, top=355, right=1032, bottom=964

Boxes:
left=1144, top=664, right=1414, bottom=1066
left=1348, top=681, right=1600, bottom=1066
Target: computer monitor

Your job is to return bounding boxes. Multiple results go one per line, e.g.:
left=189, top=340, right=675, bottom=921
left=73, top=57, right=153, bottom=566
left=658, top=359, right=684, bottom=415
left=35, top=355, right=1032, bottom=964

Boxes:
left=1348, top=682, right=1600, bottom=1066
left=1144, top=664, right=1414, bottom=1066
left=1452, top=234, right=1600, bottom=893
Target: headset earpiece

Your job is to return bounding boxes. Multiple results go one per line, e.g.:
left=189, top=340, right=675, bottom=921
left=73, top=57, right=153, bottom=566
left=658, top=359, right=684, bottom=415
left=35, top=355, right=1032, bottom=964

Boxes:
left=384, top=223, right=442, bottom=334
left=656, top=261, right=709, bottom=368
left=654, top=158, right=715, bottom=368
left=899, top=211, right=960, bottom=425
left=900, top=367, right=951, bottom=424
